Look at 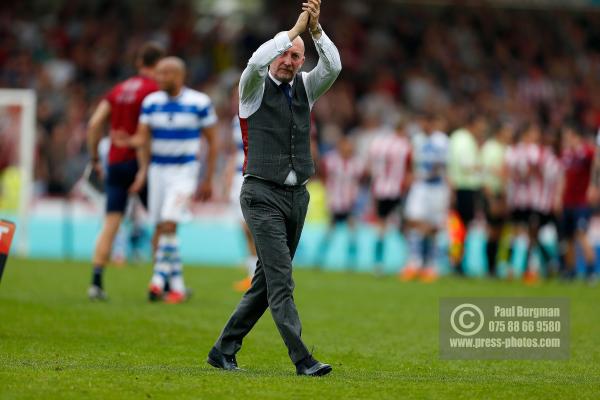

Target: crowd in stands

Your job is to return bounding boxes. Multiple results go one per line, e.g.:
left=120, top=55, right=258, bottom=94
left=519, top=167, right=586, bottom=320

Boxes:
left=1, top=1, right=600, bottom=191
left=2, top=1, right=600, bottom=280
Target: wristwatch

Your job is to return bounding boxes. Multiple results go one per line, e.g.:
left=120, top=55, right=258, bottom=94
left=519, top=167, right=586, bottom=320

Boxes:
left=310, top=23, right=322, bottom=37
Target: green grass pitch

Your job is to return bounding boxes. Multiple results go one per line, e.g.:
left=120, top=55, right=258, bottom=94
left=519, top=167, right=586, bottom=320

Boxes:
left=1, top=259, right=599, bottom=399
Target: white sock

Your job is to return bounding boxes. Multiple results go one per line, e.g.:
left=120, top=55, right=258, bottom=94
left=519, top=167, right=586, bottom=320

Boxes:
left=151, top=235, right=173, bottom=290
left=170, top=260, right=185, bottom=293
left=246, top=255, right=258, bottom=278
left=406, top=229, right=424, bottom=268
left=162, top=234, right=185, bottom=293
left=151, top=262, right=170, bottom=289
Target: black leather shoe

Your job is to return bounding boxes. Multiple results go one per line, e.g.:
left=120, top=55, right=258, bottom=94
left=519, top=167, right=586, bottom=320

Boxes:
left=207, top=347, right=240, bottom=371
left=295, top=355, right=332, bottom=376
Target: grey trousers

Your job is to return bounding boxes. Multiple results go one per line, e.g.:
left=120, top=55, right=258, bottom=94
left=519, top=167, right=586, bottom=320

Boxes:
left=214, top=177, right=311, bottom=364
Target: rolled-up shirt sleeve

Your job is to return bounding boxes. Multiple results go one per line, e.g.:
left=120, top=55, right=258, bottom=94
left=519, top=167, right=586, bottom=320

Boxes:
left=302, top=30, right=342, bottom=109
left=239, top=32, right=293, bottom=118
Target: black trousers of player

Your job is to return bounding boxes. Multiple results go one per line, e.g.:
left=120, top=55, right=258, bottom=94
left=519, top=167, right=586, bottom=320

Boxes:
left=214, top=176, right=311, bottom=364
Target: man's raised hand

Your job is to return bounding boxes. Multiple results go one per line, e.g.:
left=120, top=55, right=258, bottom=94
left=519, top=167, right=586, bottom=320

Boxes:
left=290, top=10, right=309, bottom=40
left=303, top=0, right=321, bottom=33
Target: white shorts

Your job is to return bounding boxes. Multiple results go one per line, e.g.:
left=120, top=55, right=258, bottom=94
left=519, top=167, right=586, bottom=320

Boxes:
left=229, top=173, right=244, bottom=220
left=148, top=163, right=199, bottom=224
left=404, top=181, right=449, bottom=228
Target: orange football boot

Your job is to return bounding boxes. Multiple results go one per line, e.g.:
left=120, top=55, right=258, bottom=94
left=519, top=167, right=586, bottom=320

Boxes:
left=233, top=277, right=252, bottom=292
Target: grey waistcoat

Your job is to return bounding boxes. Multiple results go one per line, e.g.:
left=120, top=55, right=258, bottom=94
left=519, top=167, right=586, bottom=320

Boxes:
left=242, top=74, right=314, bottom=185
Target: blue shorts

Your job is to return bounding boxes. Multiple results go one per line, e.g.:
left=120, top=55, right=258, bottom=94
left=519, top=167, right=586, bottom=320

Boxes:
left=560, top=207, right=591, bottom=239
left=105, top=159, right=147, bottom=213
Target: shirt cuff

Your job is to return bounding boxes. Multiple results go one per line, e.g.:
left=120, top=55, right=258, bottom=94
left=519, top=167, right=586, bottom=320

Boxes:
left=312, top=29, right=328, bottom=46
left=275, top=31, right=293, bottom=53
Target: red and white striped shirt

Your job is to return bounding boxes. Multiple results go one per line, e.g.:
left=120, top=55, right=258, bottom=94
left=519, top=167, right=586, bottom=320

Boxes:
left=535, top=148, right=562, bottom=213
left=322, top=152, right=364, bottom=213
left=505, top=142, right=543, bottom=210
left=368, top=133, right=412, bottom=200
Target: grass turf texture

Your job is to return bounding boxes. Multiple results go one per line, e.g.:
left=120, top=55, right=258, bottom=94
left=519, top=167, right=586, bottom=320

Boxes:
left=1, top=259, right=599, bottom=399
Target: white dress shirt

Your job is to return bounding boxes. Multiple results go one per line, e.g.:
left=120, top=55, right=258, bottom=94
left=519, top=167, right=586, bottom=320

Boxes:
left=239, top=29, right=342, bottom=185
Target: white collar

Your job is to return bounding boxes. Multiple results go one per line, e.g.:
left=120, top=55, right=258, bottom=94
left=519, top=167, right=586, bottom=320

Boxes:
left=268, top=71, right=295, bottom=87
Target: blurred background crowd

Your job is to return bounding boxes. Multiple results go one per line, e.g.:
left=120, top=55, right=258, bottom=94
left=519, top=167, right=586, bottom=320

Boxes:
left=2, top=0, right=600, bottom=193
left=2, top=0, right=600, bottom=280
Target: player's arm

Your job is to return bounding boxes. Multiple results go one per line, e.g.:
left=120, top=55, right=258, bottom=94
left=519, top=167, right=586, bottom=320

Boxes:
left=86, top=99, right=111, bottom=176
left=554, top=168, right=565, bottom=215
left=129, top=124, right=152, bottom=148
left=403, top=150, right=413, bottom=194
left=196, top=98, right=219, bottom=201
left=302, top=0, right=342, bottom=108
left=128, top=127, right=151, bottom=194
left=223, top=135, right=238, bottom=195
left=239, top=11, right=309, bottom=118
left=111, top=93, right=153, bottom=150
left=197, top=124, right=218, bottom=201
left=588, top=146, right=600, bottom=205
left=111, top=122, right=151, bottom=149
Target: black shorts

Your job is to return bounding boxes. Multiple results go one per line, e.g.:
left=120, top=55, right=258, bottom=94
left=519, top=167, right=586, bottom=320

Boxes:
left=375, top=198, right=402, bottom=219
left=510, top=208, right=533, bottom=225
left=105, top=159, right=147, bottom=213
left=511, top=209, right=557, bottom=230
left=533, top=211, right=556, bottom=228
left=331, top=212, right=352, bottom=224
left=560, top=207, right=592, bottom=239
left=454, top=189, right=481, bottom=225
left=483, top=193, right=506, bottom=228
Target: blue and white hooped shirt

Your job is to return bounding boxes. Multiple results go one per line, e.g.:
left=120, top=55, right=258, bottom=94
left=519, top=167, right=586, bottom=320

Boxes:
left=139, top=87, right=217, bottom=166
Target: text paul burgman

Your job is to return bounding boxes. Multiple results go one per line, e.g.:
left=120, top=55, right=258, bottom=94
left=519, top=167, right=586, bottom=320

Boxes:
left=494, top=306, right=561, bottom=319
